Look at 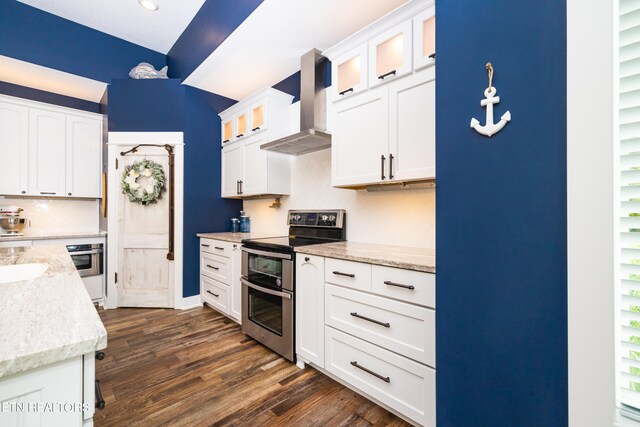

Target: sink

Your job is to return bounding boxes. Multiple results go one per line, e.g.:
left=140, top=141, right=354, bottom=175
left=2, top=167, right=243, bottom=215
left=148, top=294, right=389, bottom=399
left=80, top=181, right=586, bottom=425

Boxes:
left=0, top=263, right=48, bottom=284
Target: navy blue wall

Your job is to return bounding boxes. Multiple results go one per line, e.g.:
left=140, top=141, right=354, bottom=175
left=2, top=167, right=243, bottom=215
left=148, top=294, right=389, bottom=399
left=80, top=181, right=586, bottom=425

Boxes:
left=167, top=0, right=263, bottom=80
left=107, top=79, right=184, bottom=132
left=183, top=87, right=241, bottom=296
left=435, top=1, right=567, bottom=426
left=0, top=1, right=165, bottom=83
left=0, top=81, right=100, bottom=113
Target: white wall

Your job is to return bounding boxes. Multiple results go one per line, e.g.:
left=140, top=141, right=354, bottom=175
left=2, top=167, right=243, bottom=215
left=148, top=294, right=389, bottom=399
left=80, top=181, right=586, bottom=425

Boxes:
left=242, top=148, right=436, bottom=248
left=0, top=197, right=100, bottom=235
left=567, top=0, right=616, bottom=425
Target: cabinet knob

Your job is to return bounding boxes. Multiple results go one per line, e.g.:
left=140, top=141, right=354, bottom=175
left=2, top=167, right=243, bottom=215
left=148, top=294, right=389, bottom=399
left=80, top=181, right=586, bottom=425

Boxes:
left=68, top=192, right=72, bottom=196
left=233, top=244, right=237, bottom=248
left=305, top=257, right=310, bottom=262
left=21, top=190, right=25, bottom=194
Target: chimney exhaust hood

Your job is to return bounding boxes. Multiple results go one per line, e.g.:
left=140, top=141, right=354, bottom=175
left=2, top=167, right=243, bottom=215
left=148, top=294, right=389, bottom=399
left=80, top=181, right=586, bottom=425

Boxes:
left=261, top=49, right=331, bottom=156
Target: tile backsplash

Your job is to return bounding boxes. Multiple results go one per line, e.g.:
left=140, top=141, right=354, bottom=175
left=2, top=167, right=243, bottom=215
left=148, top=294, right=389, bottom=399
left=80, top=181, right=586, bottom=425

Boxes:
left=0, top=197, right=100, bottom=235
left=242, top=149, right=435, bottom=248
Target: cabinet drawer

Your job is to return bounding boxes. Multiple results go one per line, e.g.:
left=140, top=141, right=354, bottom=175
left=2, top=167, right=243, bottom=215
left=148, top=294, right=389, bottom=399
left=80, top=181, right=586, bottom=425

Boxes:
left=201, top=252, right=230, bottom=283
left=201, top=276, right=229, bottom=313
left=371, top=265, right=435, bottom=308
left=325, top=284, right=435, bottom=367
left=325, top=258, right=371, bottom=291
left=200, top=239, right=230, bottom=257
left=325, top=326, right=435, bottom=427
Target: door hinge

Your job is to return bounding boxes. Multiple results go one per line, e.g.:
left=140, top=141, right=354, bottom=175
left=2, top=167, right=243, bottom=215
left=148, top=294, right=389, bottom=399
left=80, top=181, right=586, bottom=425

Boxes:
left=114, top=272, right=118, bottom=283
left=115, top=158, right=119, bottom=169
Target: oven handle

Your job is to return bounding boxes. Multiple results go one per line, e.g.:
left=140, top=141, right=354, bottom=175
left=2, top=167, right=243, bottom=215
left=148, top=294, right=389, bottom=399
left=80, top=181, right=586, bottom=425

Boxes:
left=241, top=247, right=292, bottom=260
left=68, top=249, right=103, bottom=256
left=241, top=278, right=292, bottom=300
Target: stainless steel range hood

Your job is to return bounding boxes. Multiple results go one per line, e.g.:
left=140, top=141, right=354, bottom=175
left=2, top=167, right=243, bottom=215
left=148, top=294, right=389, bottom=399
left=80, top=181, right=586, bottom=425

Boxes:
left=261, top=49, right=331, bottom=155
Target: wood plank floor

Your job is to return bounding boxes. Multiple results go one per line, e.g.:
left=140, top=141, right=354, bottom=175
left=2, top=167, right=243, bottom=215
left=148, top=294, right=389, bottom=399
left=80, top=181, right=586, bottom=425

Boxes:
left=94, top=306, right=412, bottom=426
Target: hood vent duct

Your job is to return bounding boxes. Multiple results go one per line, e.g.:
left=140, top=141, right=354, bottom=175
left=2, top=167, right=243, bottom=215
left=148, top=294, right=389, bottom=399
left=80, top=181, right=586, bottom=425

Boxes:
left=261, top=49, right=331, bottom=155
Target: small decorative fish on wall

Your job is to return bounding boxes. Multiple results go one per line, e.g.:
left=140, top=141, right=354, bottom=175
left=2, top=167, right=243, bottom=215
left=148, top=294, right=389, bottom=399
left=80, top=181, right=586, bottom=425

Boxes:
left=129, top=63, right=169, bottom=79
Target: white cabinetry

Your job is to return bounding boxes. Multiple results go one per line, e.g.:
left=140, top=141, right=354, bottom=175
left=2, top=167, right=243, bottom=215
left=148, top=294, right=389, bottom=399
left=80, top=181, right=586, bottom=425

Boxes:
left=296, top=254, right=325, bottom=367
left=0, top=354, right=96, bottom=427
left=0, top=95, right=103, bottom=199
left=219, top=88, right=293, bottom=198
left=331, top=44, right=368, bottom=100
left=413, top=5, right=436, bottom=70
left=295, top=253, right=436, bottom=427
left=199, top=238, right=242, bottom=323
left=0, top=102, right=28, bottom=196
left=324, top=0, right=435, bottom=188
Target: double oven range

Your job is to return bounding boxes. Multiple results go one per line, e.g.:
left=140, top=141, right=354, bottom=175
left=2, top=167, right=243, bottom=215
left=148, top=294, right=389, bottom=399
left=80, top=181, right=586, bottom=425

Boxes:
left=241, top=210, right=346, bottom=361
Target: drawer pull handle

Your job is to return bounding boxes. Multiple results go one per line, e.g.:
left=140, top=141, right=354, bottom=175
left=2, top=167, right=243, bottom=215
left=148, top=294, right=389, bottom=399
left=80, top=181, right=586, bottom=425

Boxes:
left=350, top=312, right=390, bottom=328
left=201, top=244, right=210, bottom=247
left=333, top=271, right=355, bottom=278
left=206, top=290, right=219, bottom=298
left=223, top=139, right=230, bottom=143
left=339, top=87, right=354, bottom=96
left=236, top=133, right=244, bottom=138
left=428, top=52, right=436, bottom=59
left=252, top=126, right=260, bottom=132
left=206, top=264, right=220, bottom=270
left=383, top=280, right=415, bottom=290
left=350, top=361, right=390, bottom=383
left=378, top=69, right=396, bottom=80
left=40, top=192, right=56, bottom=195
left=214, top=246, right=225, bottom=251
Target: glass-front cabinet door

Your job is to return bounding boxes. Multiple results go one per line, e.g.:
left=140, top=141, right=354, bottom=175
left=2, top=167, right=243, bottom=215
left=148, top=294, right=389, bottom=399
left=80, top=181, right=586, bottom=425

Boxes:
left=368, top=20, right=412, bottom=87
left=235, top=112, right=247, bottom=139
left=331, top=44, right=368, bottom=101
left=249, top=102, right=266, bottom=134
left=222, top=116, right=234, bottom=144
left=413, top=6, right=436, bottom=70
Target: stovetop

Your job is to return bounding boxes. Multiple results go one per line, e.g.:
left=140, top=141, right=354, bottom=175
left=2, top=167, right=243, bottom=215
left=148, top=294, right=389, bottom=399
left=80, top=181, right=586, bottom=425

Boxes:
left=241, top=236, right=338, bottom=252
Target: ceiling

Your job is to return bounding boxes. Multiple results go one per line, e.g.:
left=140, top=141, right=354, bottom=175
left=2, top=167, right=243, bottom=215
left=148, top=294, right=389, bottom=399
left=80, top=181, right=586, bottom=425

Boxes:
left=184, top=0, right=408, bottom=100
left=16, top=0, right=206, bottom=54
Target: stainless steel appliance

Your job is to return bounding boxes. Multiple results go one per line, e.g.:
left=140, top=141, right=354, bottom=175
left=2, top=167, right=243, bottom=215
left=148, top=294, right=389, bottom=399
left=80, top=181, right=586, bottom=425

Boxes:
left=241, top=210, right=346, bottom=361
left=66, top=244, right=104, bottom=277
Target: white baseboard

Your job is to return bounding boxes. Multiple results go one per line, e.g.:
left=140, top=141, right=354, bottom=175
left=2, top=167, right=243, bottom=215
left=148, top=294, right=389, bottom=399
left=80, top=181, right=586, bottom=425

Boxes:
left=180, top=295, right=203, bottom=310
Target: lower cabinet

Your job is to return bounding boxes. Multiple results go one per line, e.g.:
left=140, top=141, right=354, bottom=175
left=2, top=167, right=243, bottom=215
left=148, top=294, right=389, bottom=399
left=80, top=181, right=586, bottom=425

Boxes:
left=199, top=238, right=242, bottom=323
left=0, top=354, right=96, bottom=427
left=295, top=254, right=436, bottom=427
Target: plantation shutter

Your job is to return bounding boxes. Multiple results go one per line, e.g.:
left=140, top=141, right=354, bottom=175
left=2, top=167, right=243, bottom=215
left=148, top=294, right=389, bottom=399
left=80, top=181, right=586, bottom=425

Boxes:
left=620, top=0, right=640, bottom=414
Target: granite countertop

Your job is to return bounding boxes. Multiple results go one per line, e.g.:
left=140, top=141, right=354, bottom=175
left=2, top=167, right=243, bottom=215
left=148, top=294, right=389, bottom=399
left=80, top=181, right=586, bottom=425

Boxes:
left=0, top=245, right=107, bottom=378
left=197, top=232, right=282, bottom=243
left=0, top=232, right=107, bottom=242
left=296, top=241, right=436, bottom=273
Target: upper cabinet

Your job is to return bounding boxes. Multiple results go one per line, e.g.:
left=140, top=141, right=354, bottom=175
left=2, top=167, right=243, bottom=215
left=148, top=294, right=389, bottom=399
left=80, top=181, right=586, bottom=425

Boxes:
left=219, top=88, right=293, bottom=198
left=0, top=95, right=103, bottom=199
left=413, top=6, right=436, bottom=70
left=324, top=0, right=436, bottom=188
left=368, top=20, right=413, bottom=88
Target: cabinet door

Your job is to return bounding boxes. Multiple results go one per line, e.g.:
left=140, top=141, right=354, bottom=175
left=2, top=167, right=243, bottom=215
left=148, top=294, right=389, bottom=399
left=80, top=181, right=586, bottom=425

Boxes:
left=29, top=108, right=66, bottom=196
left=0, top=101, right=28, bottom=196
left=66, top=115, right=102, bottom=198
left=388, top=70, right=436, bottom=181
left=242, top=133, right=269, bottom=196
left=368, top=20, right=413, bottom=88
left=221, top=142, right=243, bottom=198
left=235, top=110, right=248, bottom=139
left=332, top=87, right=389, bottom=187
left=296, top=254, right=325, bottom=367
left=229, top=243, right=242, bottom=322
left=331, top=44, right=368, bottom=101
left=413, top=6, right=436, bottom=70
left=248, top=100, right=267, bottom=134
left=221, top=115, right=235, bottom=144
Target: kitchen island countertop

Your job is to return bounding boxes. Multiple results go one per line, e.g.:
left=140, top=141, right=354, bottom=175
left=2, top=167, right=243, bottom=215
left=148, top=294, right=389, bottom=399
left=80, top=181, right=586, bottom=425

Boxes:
left=0, top=245, right=107, bottom=378
left=295, top=241, right=435, bottom=273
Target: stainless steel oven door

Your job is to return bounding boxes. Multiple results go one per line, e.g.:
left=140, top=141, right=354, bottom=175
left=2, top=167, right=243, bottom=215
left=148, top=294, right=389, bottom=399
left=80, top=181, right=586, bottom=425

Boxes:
left=241, top=277, right=294, bottom=361
left=67, top=247, right=103, bottom=277
left=241, top=247, right=293, bottom=291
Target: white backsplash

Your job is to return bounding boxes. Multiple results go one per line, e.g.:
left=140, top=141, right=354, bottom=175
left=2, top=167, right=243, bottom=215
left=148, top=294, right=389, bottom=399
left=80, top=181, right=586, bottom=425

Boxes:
left=0, top=197, right=100, bottom=235
left=242, top=149, right=435, bottom=248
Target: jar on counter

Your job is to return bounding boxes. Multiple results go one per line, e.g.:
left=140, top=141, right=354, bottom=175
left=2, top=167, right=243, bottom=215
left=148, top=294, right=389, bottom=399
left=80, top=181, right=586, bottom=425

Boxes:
left=230, top=218, right=239, bottom=233
left=239, top=213, right=250, bottom=233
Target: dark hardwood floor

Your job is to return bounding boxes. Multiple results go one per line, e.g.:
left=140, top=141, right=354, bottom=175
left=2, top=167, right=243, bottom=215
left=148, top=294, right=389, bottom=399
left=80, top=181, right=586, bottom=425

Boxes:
left=94, top=306, right=412, bottom=426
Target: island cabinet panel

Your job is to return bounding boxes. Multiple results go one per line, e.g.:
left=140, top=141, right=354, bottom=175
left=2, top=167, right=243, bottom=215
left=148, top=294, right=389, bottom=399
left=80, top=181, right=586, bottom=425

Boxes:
left=0, top=356, right=84, bottom=427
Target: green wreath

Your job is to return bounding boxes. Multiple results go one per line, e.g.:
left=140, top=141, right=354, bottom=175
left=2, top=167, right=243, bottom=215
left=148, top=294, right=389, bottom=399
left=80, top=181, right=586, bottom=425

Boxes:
left=121, top=159, right=166, bottom=205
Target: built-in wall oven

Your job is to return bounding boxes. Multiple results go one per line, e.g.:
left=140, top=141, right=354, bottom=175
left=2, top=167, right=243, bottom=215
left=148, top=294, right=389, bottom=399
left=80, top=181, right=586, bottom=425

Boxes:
left=66, top=243, right=104, bottom=301
left=241, top=210, right=346, bottom=362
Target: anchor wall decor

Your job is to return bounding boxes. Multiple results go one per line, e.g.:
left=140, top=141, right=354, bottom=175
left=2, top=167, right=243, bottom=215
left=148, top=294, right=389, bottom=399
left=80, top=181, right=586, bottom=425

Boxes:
left=470, top=62, right=511, bottom=137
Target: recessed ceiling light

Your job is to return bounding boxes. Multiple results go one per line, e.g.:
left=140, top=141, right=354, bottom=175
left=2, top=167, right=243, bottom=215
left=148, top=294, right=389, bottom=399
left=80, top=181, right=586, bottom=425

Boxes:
left=138, top=0, right=159, bottom=11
